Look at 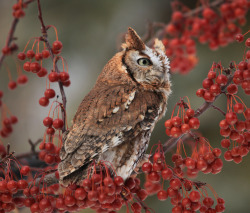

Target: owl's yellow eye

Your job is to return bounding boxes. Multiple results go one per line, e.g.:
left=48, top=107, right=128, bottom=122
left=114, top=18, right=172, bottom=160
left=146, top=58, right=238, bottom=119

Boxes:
left=137, top=58, right=152, bottom=66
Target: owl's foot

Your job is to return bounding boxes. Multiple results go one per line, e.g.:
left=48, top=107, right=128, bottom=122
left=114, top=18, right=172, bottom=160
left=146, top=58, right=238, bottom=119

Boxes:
left=133, top=154, right=152, bottom=174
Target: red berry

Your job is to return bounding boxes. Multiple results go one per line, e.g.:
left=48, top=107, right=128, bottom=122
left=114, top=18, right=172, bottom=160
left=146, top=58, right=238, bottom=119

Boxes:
left=37, top=67, right=48, bottom=77
left=235, top=34, right=244, bottom=42
left=8, top=81, right=17, bottom=90
left=165, top=119, right=173, bottom=129
left=17, top=180, right=28, bottom=189
left=188, top=117, right=200, bottom=129
left=7, top=180, right=17, bottom=191
left=221, top=139, right=230, bottom=148
left=52, top=41, right=63, bottom=50
left=30, top=62, right=41, bottom=73
left=202, top=78, right=214, bottom=89
left=185, top=157, right=196, bottom=169
left=39, top=198, right=52, bottom=211
left=161, top=168, right=173, bottom=180
left=204, top=91, right=215, bottom=102
left=203, top=8, right=216, bottom=19
left=148, top=171, right=160, bottom=182
left=20, top=166, right=30, bottom=175
left=18, top=52, right=26, bottom=60
left=48, top=72, right=59, bottom=82
left=170, top=178, right=181, bottom=190
left=44, top=89, right=56, bottom=99
left=142, top=162, right=152, bottom=173
left=62, top=80, right=71, bottom=87
left=17, top=75, right=28, bottom=84
left=23, top=61, right=31, bottom=72
left=46, top=127, right=55, bottom=135
left=181, top=123, right=190, bottom=133
left=172, top=11, right=183, bottom=22
left=59, top=72, right=70, bottom=82
left=189, top=190, right=201, bottom=202
left=233, top=103, right=244, bottom=113
left=216, top=74, right=228, bottom=86
left=186, top=109, right=195, bottom=118
left=207, top=71, right=216, bottom=79
left=245, top=38, right=250, bottom=47
left=157, top=190, right=168, bottom=201
left=227, top=84, right=238, bottom=94
left=171, top=127, right=182, bottom=138
left=226, top=112, right=238, bottom=125
left=210, top=83, right=221, bottom=96
left=53, top=118, right=64, bottom=129
left=39, top=97, right=49, bottom=107
left=26, top=50, right=35, bottom=59
left=2, top=46, right=11, bottom=55
left=42, top=49, right=50, bottom=58
left=114, top=176, right=124, bottom=186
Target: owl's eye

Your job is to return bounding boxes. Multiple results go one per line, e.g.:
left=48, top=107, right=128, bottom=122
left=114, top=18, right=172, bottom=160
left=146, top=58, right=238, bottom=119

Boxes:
left=137, top=58, right=152, bottom=66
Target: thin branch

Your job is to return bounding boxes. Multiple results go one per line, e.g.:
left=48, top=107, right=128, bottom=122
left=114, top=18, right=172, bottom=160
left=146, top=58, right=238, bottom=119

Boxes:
left=211, top=104, right=226, bottom=116
left=37, top=0, right=67, bottom=133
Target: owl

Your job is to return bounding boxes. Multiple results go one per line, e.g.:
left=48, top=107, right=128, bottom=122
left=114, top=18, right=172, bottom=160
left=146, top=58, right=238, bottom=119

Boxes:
left=58, top=27, right=171, bottom=186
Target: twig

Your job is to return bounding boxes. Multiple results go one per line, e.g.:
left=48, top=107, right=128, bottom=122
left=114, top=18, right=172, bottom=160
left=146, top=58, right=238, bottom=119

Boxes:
left=37, top=0, right=67, bottom=133
left=28, top=138, right=42, bottom=153
left=211, top=104, right=226, bottom=116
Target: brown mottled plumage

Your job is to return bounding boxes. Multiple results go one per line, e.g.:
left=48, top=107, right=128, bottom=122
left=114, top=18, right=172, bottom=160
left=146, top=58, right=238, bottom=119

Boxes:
left=58, top=28, right=171, bottom=186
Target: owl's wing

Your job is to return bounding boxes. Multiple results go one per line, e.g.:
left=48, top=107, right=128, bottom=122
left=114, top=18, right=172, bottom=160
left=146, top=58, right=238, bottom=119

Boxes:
left=59, top=84, right=161, bottom=179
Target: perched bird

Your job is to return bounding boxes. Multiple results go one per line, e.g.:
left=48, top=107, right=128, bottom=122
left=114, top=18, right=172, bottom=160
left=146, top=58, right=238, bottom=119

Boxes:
left=58, top=27, right=171, bottom=186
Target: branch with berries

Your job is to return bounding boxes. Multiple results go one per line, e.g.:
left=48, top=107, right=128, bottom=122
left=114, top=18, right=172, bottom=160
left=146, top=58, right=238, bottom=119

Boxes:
left=0, top=0, right=249, bottom=213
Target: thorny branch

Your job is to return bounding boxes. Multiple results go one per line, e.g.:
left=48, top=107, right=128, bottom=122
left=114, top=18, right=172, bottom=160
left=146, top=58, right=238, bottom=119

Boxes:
left=37, top=0, right=67, bottom=133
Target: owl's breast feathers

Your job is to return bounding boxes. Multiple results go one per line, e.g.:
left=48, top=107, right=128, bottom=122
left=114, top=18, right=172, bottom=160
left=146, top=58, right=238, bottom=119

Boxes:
left=58, top=78, right=170, bottom=185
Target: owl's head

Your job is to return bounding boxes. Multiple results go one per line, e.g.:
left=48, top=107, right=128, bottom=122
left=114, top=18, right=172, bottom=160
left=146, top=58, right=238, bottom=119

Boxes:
left=121, top=27, right=170, bottom=89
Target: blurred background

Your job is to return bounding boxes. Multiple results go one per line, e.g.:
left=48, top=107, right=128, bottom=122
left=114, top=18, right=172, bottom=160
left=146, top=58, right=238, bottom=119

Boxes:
left=0, top=0, right=250, bottom=212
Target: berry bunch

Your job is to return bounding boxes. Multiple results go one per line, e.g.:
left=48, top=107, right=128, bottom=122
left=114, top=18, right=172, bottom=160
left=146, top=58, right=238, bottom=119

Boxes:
left=0, top=95, right=18, bottom=139
left=196, top=63, right=229, bottom=102
left=219, top=95, right=250, bottom=164
left=12, top=1, right=26, bottom=19
left=141, top=145, right=225, bottom=212
left=165, top=98, right=200, bottom=138
left=172, top=140, right=223, bottom=179
left=162, top=0, right=250, bottom=74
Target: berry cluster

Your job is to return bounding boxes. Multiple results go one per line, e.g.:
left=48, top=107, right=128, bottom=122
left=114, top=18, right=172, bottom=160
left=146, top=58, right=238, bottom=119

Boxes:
left=220, top=96, right=250, bottom=164
left=172, top=142, right=223, bottom=179
left=0, top=92, right=18, bottom=139
left=162, top=0, right=249, bottom=74
left=196, top=63, right=229, bottom=102
left=141, top=145, right=225, bottom=212
left=28, top=162, right=146, bottom=213
left=165, top=98, right=200, bottom=138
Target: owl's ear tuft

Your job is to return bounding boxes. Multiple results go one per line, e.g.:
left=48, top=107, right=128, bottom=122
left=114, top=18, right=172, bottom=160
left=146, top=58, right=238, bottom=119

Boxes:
left=153, top=38, right=165, bottom=52
left=122, top=27, right=145, bottom=51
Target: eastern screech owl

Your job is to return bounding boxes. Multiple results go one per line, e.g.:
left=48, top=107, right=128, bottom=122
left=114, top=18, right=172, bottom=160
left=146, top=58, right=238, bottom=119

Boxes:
left=58, top=28, right=171, bottom=186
